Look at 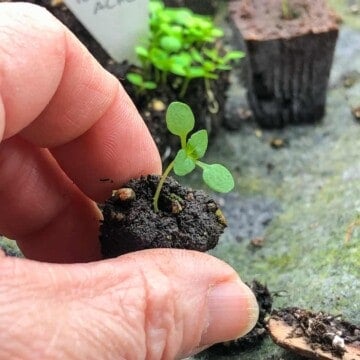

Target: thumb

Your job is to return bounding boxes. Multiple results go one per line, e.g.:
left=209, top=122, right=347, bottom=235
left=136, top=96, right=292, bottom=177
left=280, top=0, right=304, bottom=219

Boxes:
left=0, top=249, right=258, bottom=359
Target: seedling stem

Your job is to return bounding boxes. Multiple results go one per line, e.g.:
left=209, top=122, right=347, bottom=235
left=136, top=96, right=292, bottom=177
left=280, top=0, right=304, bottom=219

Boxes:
left=153, top=101, right=234, bottom=212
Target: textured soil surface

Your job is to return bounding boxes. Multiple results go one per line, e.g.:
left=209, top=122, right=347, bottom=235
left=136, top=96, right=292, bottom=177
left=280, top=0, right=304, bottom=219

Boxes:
left=100, top=176, right=227, bottom=258
left=229, top=0, right=339, bottom=40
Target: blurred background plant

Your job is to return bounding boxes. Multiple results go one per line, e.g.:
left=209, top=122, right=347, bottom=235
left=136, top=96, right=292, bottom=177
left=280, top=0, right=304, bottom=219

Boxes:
left=126, top=0, right=244, bottom=100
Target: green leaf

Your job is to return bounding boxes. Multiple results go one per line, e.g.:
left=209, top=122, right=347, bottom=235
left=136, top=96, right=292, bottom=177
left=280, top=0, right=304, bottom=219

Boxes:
left=223, top=51, right=245, bottom=62
left=166, top=101, right=194, bottom=138
left=201, top=164, right=234, bottom=193
left=186, top=129, right=208, bottom=160
left=174, top=149, right=196, bottom=176
left=188, top=66, right=205, bottom=78
left=135, top=46, right=149, bottom=59
left=211, top=28, right=224, bottom=38
left=144, top=81, right=157, bottom=90
left=126, top=73, right=143, bottom=86
left=160, top=36, right=182, bottom=53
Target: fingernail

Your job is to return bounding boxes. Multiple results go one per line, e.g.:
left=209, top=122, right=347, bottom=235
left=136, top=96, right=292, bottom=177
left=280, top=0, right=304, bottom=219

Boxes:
left=200, top=280, right=259, bottom=347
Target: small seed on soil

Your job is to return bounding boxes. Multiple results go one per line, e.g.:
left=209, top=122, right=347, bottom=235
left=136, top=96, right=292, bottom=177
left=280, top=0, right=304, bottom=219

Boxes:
left=110, top=211, right=125, bottom=222
left=270, top=138, right=287, bottom=149
left=150, top=99, right=166, bottom=112
left=207, top=201, right=218, bottom=212
left=171, top=200, right=183, bottom=214
left=113, top=188, right=136, bottom=202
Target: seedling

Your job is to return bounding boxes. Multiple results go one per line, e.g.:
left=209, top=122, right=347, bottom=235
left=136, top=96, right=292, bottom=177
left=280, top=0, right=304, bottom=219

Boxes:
left=126, top=72, right=157, bottom=97
left=281, top=0, right=297, bottom=20
left=153, top=101, right=234, bottom=212
left=128, top=0, right=244, bottom=99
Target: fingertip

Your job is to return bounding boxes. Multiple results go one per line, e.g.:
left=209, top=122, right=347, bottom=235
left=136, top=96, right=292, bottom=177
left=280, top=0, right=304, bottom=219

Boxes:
left=200, top=280, right=259, bottom=347
left=0, top=2, right=66, bottom=139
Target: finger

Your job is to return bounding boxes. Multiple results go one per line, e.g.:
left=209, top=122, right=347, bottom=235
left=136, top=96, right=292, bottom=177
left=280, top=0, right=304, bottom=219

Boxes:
left=0, top=250, right=259, bottom=359
left=0, top=3, right=160, bottom=261
left=0, top=137, right=101, bottom=263
left=0, top=4, right=161, bottom=202
left=51, top=91, right=161, bottom=202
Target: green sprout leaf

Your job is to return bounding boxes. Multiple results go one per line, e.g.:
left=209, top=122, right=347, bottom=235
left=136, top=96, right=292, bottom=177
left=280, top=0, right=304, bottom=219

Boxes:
left=166, top=101, right=194, bottom=139
left=153, top=101, right=234, bottom=213
left=201, top=163, right=234, bottom=193
left=160, top=36, right=182, bottom=53
left=126, top=72, right=143, bottom=86
left=186, top=129, right=208, bottom=159
left=174, top=149, right=195, bottom=176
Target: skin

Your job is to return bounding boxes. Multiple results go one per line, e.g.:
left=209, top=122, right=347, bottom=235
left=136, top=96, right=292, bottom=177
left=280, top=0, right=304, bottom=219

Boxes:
left=0, top=4, right=259, bottom=359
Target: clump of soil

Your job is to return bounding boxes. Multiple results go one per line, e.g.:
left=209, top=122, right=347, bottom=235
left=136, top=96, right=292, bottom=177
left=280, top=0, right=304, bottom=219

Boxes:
left=99, top=175, right=227, bottom=258
left=200, top=280, right=273, bottom=356
left=268, top=307, right=360, bottom=359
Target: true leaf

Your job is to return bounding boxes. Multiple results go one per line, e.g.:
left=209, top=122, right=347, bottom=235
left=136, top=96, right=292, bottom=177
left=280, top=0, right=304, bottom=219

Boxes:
left=186, top=129, right=208, bottom=159
left=174, top=149, right=195, bottom=176
left=160, top=36, right=182, bottom=53
left=126, top=73, right=143, bottom=86
left=166, top=101, right=194, bottom=137
left=201, top=164, right=234, bottom=193
left=223, top=51, right=245, bottom=62
left=144, top=81, right=157, bottom=90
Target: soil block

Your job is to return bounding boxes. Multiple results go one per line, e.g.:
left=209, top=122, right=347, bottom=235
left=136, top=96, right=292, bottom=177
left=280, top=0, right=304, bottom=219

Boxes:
left=229, top=0, right=339, bottom=128
left=99, top=175, right=227, bottom=258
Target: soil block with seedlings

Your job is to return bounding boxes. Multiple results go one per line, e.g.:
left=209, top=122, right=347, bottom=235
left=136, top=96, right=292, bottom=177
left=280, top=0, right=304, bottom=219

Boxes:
left=125, top=0, right=244, bottom=157
left=100, top=175, right=227, bottom=257
left=229, top=0, right=339, bottom=128
left=100, top=102, right=234, bottom=258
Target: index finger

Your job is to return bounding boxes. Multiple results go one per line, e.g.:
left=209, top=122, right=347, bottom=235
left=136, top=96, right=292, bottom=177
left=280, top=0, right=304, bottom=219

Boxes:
left=1, top=3, right=161, bottom=202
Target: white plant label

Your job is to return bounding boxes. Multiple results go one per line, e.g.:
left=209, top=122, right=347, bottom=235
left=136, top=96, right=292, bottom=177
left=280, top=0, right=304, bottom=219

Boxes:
left=63, top=0, right=149, bottom=63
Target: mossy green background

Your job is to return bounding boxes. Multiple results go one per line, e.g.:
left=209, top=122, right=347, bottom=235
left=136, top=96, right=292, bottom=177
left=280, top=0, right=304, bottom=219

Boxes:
left=196, top=1, right=360, bottom=358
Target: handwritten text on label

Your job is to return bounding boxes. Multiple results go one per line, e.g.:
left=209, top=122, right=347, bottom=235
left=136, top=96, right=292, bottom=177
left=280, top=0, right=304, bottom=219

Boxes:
left=75, top=0, right=136, bottom=15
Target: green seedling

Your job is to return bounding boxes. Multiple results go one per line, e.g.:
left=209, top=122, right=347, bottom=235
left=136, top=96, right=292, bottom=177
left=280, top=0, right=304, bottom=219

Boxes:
left=153, top=101, right=234, bottom=212
left=281, top=0, right=297, bottom=20
left=126, top=73, right=157, bottom=96
left=128, top=0, right=245, bottom=99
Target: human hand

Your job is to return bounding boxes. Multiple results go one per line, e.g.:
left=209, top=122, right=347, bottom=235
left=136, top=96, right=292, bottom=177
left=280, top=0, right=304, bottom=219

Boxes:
left=0, top=4, right=259, bottom=359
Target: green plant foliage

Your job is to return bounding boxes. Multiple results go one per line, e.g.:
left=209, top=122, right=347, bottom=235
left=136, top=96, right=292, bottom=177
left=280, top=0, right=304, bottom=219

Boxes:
left=128, top=0, right=245, bottom=98
left=126, top=72, right=157, bottom=96
left=166, top=101, right=194, bottom=140
left=153, top=101, right=234, bottom=212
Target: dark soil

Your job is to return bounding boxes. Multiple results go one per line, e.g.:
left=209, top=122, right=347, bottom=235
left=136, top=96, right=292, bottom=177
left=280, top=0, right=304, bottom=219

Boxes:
left=199, top=280, right=273, bottom=357
left=99, top=175, right=227, bottom=258
left=269, top=307, right=360, bottom=359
